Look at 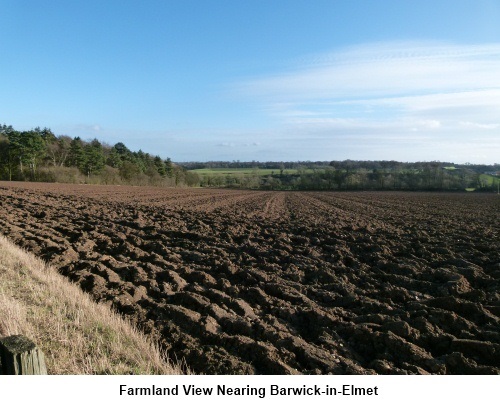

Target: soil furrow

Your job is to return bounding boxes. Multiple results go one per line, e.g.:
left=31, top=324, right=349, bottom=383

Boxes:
left=1, top=181, right=499, bottom=375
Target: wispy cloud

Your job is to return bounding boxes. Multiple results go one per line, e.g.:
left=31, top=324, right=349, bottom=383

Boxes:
left=241, top=41, right=500, bottom=100
left=216, top=142, right=237, bottom=147
left=73, top=124, right=103, bottom=133
left=217, top=141, right=261, bottom=148
left=233, top=41, right=500, bottom=163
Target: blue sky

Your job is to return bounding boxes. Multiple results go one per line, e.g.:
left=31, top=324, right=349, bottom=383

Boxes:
left=1, top=0, right=499, bottom=163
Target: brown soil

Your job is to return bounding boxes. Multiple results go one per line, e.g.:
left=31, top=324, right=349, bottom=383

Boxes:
left=0, top=181, right=499, bottom=374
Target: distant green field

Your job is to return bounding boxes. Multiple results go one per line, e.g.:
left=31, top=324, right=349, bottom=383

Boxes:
left=479, top=174, right=498, bottom=187
left=191, top=168, right=304, bottom=176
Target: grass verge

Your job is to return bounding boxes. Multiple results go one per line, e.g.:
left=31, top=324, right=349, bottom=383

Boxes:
left=0, top=234, right=184, bottom=375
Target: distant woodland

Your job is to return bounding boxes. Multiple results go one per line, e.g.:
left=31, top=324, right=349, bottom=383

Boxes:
left=1, top=124, right=499, bottom=191
left=0, top=124, right=198, bottom=187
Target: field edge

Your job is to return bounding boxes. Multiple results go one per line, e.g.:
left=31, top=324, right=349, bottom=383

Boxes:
left=0, top=233, right=185, bottom=375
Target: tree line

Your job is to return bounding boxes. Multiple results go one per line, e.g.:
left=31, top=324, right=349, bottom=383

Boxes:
left=0, top=124, right=199, bottom=186
left=288, top=163, right=497, bottom=191
left=182, top=161, right=500, bottom=192
left=1, top=123, right=498, bottom=191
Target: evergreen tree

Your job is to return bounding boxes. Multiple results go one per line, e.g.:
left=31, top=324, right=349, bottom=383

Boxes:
left=107, top=148, right=122, bottom=168
left=0, top=134, right=15, bottom=180
left=82, top=139, right=105, bottom=177
left=119, top=160, right=141, bottom=181
left=21, top=130, right=46, bottom=179
left=154, top=155, right=167, bottom=177
left=165, top=157, right=174, bottom=178
left=113, top=142, right=132, bottom=157
left=0, top=126, right=18, bottom=180
left=134, top=150, right=147, bottom=173
left=6, top=130, right=46, bottom=179
left=34, top=126, right=57, bottom=144
left=67, top=137, right=86, bottom=169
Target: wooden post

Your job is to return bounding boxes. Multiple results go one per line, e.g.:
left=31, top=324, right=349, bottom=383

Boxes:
left=0, top=335, right=47, bottom=375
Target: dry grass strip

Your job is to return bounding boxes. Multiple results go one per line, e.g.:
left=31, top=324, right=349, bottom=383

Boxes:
left=0, top=234, right=184, bottom=375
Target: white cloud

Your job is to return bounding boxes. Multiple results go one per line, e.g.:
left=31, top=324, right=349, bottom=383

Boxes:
left=217, top=142, right=236, bottom=147
left=241, top=41, right=500, bottom=101
left=233, top=41, right=500, bottom=163
left=74, top=123, right=102, bottom=133
left=459, top=121, right=499, bottom=130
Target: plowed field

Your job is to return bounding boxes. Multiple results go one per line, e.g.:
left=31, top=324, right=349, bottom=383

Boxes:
left=1, top=181, right=499, bottom=374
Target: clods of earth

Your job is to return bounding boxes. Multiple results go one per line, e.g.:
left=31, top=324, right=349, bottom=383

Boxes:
left=0, top=181, right=499, bottom=374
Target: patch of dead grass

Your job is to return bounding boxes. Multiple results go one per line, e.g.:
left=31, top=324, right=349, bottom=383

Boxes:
left=0, top=234, right=185, bottom=375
